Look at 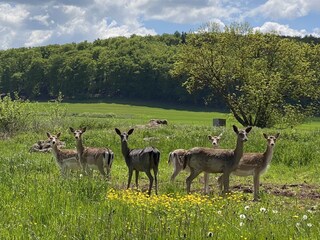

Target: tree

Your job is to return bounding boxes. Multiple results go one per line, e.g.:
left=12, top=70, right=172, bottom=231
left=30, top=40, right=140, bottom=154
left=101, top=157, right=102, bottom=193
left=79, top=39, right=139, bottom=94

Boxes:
left=172, top=23, right=318, bottom=128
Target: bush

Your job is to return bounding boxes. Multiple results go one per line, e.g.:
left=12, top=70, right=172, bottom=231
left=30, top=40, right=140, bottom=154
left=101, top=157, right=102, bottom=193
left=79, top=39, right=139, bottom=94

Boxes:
left=0, top=93, right=32, bottom=137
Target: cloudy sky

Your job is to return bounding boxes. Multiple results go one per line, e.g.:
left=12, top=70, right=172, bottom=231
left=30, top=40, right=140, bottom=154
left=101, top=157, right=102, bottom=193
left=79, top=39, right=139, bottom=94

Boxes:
left=1, top=0, right=320, bottom=50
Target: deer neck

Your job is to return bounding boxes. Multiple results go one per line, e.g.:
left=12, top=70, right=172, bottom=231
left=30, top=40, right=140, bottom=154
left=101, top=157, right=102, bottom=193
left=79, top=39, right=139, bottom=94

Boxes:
left=263, top=145, right=274, bottom=165
left=120, top=141, right=131, bottom=165
left=233, top=138, right=244, bottom=166
left=51, top=144, right=62, bottom=163
left=76, top=138, right=85, bottom=155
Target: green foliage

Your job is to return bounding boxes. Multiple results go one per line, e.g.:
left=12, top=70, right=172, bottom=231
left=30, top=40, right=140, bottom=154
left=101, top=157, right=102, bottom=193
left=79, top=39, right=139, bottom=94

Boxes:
left=0, top=93, right=32, bottom=136
left=172, top=23, right=319, bottom=128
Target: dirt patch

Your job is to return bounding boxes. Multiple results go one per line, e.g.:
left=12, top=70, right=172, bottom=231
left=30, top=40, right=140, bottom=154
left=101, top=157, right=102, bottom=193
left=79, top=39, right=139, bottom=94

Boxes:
left=231, top=183, right=320, bottom=200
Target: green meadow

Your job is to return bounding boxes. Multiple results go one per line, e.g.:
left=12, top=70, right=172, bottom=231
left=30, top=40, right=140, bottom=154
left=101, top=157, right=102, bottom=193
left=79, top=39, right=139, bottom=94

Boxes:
left=0, top=102, right=319, bottom=239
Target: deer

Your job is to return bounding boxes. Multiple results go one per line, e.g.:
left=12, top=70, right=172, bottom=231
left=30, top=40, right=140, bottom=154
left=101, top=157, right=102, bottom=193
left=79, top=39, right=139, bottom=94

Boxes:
left=218, top=133, right=280, bottom=201
left=183, top=125, right=252, bottom=194
left=168, top=133, right=223, bottom=193
left=115, top=128, right=160, bottom=195
left=69, top=127, right=114, bottom=179
left=46, top=132, right=81, bottom=176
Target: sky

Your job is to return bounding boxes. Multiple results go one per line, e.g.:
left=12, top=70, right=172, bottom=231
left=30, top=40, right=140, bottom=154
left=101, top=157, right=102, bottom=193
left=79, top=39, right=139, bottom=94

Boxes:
left=0, top=0, right=320, bottom=50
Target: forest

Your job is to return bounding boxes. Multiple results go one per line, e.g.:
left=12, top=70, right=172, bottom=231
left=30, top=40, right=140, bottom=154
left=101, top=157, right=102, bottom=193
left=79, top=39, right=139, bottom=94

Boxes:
left=0, top=25, right=319, bottom=127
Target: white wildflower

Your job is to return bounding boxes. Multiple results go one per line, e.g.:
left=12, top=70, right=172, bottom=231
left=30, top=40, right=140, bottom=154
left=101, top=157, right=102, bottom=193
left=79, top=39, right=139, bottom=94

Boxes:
left=240, top=222, right=244, bottom=227
left=207, top=232, right=214, bottom=237
left=244, top=206, right=250, bottom=211
left=302, top=215, right=308, bottom=220
left=217, top=210, right=222, bottom=215
left=296, top=222, right=301, bottom=227
left=272, top=210, right=278, bottom=214
left=260, top=207, right=267, bottom=213
left=240, top=214, right=246, bottom=219
left=307, top=223, right=312, bottom=227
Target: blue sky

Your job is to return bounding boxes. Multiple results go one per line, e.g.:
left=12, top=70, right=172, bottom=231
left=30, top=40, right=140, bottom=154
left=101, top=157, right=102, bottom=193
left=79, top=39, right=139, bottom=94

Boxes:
left=0, top=0, right=319, bottom=50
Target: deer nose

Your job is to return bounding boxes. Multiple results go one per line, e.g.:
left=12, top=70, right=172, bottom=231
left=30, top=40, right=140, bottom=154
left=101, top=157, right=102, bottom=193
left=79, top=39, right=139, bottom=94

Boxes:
left=271, top=142, right=274, bottom=146
left=52, top=141, right=56, bottom=144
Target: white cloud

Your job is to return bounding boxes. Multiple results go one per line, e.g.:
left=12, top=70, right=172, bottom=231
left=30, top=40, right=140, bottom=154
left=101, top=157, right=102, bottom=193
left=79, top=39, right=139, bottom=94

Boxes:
left=94, top=19, right=156, bottom=38
left=25, top=30, right=53, bottom=47
left=0, top=3, right=29, bottom=25
left=254, top=22, right=320, bottom=37
left=0, top=1, right=320, bottom=50
left=0, top=26, right=17, bottom=49
left=248, top=0, right=320, bottom=19
left=30, top=14, right=51, bottom=26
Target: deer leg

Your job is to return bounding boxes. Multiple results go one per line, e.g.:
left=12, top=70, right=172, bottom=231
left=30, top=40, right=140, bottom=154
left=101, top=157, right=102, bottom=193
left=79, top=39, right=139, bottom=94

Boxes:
left=222, top=172, right=231, bottom=194
left=217, top=175, right=223, bottom=192
left=204, top=172, right=209, bottom=194
left=170, top=168, right=181, bottom=182
left=253, top=173, right=260, bottom=201
left=135, top=170, right=139, bottom=189
left=154, top=168, right=158, bottom=195
left=145, top=170, right=154, bottom=196
left=98, top=160, right=107, bottom=179
left=170, top=160, right=182, bottom=182
left=186, top=169, right=202, bottom=194
left=127, top=168, right=133, bottom=189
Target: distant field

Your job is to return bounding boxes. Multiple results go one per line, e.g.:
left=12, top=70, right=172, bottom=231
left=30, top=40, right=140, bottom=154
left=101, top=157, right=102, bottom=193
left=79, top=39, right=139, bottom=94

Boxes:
left=39, top=102, right=320, bottom=129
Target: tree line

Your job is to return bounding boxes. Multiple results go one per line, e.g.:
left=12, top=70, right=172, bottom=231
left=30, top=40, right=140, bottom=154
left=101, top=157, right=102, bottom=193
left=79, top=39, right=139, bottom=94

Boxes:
left=0, top=24, right=319, bottom=127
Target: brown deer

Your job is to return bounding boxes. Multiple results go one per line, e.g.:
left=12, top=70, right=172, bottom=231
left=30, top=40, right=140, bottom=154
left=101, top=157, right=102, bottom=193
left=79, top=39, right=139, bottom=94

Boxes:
left=218, top=133, right=280, bottom=201
left=168, top=133, right=223, bottom=193
left=183, top=125, right=252, bottom=194
left=69, top=127, right=114, bottom=179
left=46, top=132, right=81, bottom=176
left=115, top=128, right=160, bottom=195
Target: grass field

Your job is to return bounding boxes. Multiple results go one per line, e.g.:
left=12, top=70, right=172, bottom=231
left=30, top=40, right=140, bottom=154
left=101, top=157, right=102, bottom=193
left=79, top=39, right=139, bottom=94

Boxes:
left=0, top=102, right=319, bottom=239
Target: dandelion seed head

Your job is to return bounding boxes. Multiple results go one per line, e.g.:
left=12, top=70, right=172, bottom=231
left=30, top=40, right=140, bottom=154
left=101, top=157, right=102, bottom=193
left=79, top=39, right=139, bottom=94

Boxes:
left=240, top=214, right=246, bottom=219
left=302, top=215, right=308, bottom=220
left=244, top=206, right=250, bottom=210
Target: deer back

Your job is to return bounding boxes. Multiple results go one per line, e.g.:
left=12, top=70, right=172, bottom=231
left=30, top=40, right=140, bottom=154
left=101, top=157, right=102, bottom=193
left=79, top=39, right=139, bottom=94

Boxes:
left=185, top=147, right=235, bottom=173
left=128, top=147, right=160, bottom=172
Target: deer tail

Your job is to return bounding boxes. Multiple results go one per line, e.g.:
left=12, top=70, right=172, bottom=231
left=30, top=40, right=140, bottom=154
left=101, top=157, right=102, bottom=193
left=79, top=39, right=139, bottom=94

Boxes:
left=168, top=152, right=173, bottom=164
left=104, top=149, right=114, bottom=168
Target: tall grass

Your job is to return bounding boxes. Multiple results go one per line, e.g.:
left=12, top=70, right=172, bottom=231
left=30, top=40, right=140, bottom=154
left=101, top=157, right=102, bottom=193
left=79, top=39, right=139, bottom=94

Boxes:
left=0, top=102, right=319, bottom=239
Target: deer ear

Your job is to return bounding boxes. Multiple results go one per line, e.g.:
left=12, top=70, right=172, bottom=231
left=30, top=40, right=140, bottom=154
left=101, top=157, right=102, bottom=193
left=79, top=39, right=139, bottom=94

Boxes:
left=82, top=127, right=87, bottom=132
left=46, top=132, right=51, bottom=138
left=275, top=133, right=280, bottom=139
left=69, top=127, right=74, bottom=133
left=232, top=125, right=239, bottom=134
left=128, top=128, right=134, bottom=135
left=208, top=135, right=213, bottom=140
left=218, top=133, right=223, bottom=138
left=115, top=128, right=121, bottom=135
left=245, top=126, right=252, bottom=133
left=263, top=133, right=268, bottom=139
left=57, top=132, right=61, bottom=138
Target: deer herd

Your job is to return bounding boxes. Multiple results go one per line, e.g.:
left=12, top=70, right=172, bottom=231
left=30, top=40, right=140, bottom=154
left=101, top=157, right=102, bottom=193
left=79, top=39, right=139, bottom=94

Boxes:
left=45, top=125, right=280, bottom=201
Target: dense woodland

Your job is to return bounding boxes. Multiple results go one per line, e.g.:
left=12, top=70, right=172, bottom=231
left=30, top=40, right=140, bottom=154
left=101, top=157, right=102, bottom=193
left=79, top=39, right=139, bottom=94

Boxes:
left=0, top=32, right=202, bottom=105
left=0, top=28, right=319, bottom=127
